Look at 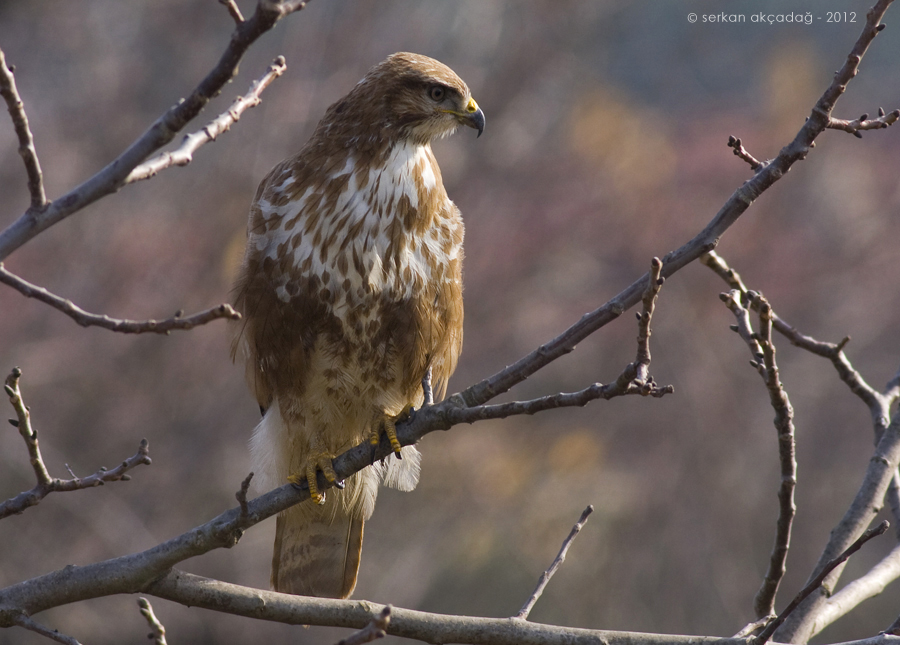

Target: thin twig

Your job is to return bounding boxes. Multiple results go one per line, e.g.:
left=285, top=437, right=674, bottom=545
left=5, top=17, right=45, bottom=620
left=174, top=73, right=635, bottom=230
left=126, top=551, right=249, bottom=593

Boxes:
left=0, top=47, right=47, bottom=210
left=126, top=56, right=287, bottom=184
left=219, top=0, right=245, bottom=24
left=335, top=606, right=391, bottom=645
left=720, top=291, right=798, bottom=619
left=754, top=297, right=798, bottom=620
left=515, top=505, right=594, bottom=620
left=727, top=135, right=765, bottom=172
left=634, top=257, right=664, bottom=383
left=5, top=367, right=51, bottom=486
left=0, top=263, right=240, bottom=334
left=816, top=543, right=900, bottom=630
left=446, top=375, right=672, bottom=426
left=754, top=520, right=890, bottom=645
left=827, top=107, right=900, bottom=138
left=138, top=598, right=168, bottom=645
left=12, top=613, right=81, bottom=645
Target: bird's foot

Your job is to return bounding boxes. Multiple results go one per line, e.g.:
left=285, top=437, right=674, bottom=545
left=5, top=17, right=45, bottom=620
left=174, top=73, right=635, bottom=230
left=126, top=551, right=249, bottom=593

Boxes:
left=368, top=405, right=414, bottom=459
left=287, top=451, right=338, bottom=505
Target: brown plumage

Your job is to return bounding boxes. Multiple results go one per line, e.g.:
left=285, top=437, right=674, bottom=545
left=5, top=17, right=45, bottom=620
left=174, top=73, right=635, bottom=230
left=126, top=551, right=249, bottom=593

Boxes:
left=232, top=52, right=483, bottom=598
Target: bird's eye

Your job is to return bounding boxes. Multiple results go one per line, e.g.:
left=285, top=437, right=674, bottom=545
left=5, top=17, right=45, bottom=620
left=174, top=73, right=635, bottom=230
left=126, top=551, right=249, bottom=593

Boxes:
left=429, top=85, right=445, bottom=102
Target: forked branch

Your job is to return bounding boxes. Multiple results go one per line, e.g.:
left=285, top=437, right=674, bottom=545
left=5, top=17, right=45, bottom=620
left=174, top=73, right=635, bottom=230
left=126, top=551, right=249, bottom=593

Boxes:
left=1, top=368, right=152, bottom=519
left=720, top=291, right=797, bottom=619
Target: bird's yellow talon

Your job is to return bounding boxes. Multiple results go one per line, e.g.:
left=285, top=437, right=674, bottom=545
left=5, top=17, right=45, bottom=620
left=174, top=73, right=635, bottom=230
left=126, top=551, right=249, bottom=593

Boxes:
left=288, top=451, right=336, bottom=506
left=368, top=405, right=413, bottom=458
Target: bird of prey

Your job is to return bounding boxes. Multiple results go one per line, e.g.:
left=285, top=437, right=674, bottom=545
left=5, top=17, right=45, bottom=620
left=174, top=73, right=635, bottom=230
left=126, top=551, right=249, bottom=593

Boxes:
left=232, top=52, right=484, bottom=598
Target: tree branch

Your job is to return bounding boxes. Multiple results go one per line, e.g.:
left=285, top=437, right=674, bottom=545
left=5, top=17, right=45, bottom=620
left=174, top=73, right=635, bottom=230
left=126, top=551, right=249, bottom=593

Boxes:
left=141, top=570, right=900, bottom=645
left=125, top=56, right=287, bottom=184
left=515, top=505, right=593, bottom=620
left=4, top=366, right=51, bottom=487
left=720, top=291, right=798, bottom=620
left=755, top=522, right=890, bottom=645
left=1, top=368, right=152, bottom=519
left=827, top=106, right=900, bottom=138
left=0, top=263, right=241, bottom=334
left=0, top=47, right=47, bottom=211
left=0, top=0, right=309, bottom=262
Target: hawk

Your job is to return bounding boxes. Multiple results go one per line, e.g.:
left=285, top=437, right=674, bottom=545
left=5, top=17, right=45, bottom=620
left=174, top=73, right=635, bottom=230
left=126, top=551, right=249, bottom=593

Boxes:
left=232, top=52, right=484, bottom=598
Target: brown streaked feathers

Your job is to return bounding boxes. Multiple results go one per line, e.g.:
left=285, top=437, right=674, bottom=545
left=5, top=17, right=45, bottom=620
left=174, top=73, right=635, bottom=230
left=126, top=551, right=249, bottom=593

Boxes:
left=232, top=53, right=483, bottom=598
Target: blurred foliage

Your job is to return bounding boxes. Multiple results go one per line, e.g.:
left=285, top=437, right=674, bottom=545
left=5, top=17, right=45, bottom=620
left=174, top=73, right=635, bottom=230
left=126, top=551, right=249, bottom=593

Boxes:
left=2, top=1, right=900, bottom=643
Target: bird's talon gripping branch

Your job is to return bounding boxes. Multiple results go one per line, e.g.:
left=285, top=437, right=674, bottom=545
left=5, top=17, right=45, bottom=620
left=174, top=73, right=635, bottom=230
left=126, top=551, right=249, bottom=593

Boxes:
left=369, top=405, right=413, bottom=458
left=288, top=451, right=337, bottom=505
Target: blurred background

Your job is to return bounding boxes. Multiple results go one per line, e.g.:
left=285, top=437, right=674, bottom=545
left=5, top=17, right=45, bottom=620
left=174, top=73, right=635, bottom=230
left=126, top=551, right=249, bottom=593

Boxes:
left=2, top=0, right=900, bottom=643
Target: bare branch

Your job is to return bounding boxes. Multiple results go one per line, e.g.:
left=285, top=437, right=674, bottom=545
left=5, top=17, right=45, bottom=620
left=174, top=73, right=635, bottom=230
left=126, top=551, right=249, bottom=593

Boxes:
left=827, top=107, right=900, bottom=138
left=0, top=47, right=47, bottom=210
left=634, top=257, right=664, bottom=383
left=0, top=438, right=152, bottom=520
left=4, top=366, right=51, bottom=486
left=727, top=135, right=765, bottom=172
left=126, top=56, right=287, bottom=184
left=704, top=250, right=900, bottom=537
left=816, top=543, right=900, bottom=631
left=11, top=613, right=81, bottom=645
left=145, top=569, right=747, bottom=645
left=138, top=598, right=168, bottom=645
left=219, top=0, right=245, bottom=25
left=719, top=291, right=798, bottom=619
left=515, top=505, right=594, bottom=620
left=755, top=521, right=890, bottom=645
left=335, top=606, right=390, bottom=645
left=143, top=570, right=900, bottom=645
left=0, top=0, right=310, bottom=262
left=0, top=263, right=241, bottom=334
left=2, top=368, right=151, bottom=518
left=753, top=297, right=798, bottom=620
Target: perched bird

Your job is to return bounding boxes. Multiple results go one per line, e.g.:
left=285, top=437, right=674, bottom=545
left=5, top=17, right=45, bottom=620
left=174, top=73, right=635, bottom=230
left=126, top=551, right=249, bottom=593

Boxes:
left=232, top=52, right=484, bottom=598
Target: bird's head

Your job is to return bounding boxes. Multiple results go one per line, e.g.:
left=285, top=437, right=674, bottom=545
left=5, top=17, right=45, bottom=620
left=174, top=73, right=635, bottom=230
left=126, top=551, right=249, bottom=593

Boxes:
left=336, top=52, right=484, bottom=145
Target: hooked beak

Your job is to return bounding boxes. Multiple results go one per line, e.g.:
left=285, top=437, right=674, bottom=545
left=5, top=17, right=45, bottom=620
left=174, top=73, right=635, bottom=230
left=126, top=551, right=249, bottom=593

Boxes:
left=454, top=97, right=485, bottom=138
